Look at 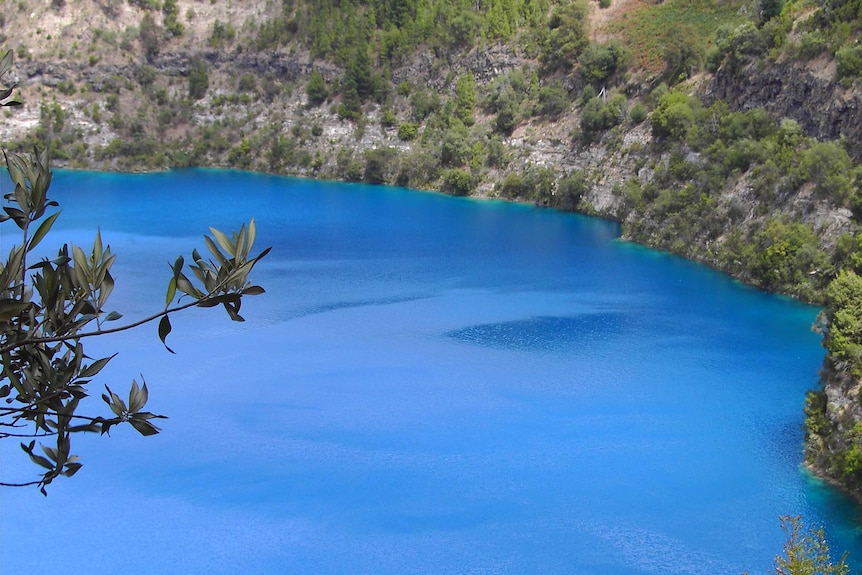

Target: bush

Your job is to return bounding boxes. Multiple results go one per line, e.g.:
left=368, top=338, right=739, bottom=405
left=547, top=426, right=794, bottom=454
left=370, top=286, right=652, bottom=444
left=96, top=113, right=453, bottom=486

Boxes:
left=305, top=69, right=327, bottom=107
left=535, top=81, right=570, bottom=119
left=543, top=0, right=590, bottom=71
left=824, top=270, right=862, bottom=373
left=497, top=172, right=528, bottom=199
left=836, top=44, right=862, bottom=80
left=442, top=168, right=473, bottom=196
left=556, top=171, right=589, bottom=210
left=580, top=94, right=626, bottom=143
left=578, top=41, right=629, bottom=83
left=494, top=100, right=518, bottom=135
left=662, top=26, right=702, bottom=84
left=187, top=58, right=209, bottom=101
left=486, top=135, right=509, bottom=168
left=381, top=108, right=397, bottom=128
left=364, top=147, right=396, bottom=184
left=650, top=91, right=695, bottom=141
left=629, top=102, right=647, bottom=124
left=397, top=122, right=418, bottom=141
left=209, top=20, right=236, bottom=48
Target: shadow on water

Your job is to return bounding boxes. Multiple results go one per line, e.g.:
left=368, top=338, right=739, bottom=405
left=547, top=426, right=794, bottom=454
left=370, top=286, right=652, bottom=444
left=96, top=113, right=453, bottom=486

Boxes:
left=445, top=312, right=627, bottom=352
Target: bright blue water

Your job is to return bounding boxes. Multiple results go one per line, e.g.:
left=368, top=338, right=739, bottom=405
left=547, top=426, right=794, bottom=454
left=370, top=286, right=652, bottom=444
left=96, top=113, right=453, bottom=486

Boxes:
left=1, top=168, right=861, bottom=574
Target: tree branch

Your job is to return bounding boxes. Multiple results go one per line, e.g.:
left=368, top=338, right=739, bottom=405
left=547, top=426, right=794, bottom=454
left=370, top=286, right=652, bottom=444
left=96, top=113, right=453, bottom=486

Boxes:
left=0, top=480, right=41, bottom=488
left=0, top=295, right=205, bottom=354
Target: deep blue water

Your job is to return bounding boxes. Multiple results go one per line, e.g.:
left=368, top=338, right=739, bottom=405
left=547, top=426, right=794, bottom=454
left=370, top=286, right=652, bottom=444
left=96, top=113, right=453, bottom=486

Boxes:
left=2, top=168, right=862, bottom=574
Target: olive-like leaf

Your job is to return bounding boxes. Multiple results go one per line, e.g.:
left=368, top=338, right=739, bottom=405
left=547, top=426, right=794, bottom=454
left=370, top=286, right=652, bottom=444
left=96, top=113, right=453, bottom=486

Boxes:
left=62, top=462, right=83, bottom=477
left=165, top=276, right=177, bottom=307
left=79, top=354, right=116, bottom=379
left=209, top=227, right=236, bottom=257
left=27, top=211, right=61, bottom=253
left=128, top=379, right=149, bottom=413
left=0, top=49, right=13, bottom=77
left=129, top=418, right=161, bottom=436
left=158, top=314, right=175, bottom=353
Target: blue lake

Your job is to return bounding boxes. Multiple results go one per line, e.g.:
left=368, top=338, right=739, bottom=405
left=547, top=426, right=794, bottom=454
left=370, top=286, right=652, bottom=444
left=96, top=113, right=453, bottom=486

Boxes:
left=2, top=168, right=861, bottom=574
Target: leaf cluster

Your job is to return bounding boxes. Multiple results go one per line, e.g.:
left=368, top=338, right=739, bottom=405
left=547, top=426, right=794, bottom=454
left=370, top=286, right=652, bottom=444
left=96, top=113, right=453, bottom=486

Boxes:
left=0, top=51, right=269, bottom=492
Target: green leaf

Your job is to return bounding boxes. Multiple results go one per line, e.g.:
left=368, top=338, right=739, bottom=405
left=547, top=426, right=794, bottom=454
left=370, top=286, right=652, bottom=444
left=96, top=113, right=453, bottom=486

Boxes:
left=79, top=354, right=116, bottom=379
left=0, top=49, right=13, bottom=78
left=209, top=226, right=236, bottom=257
left=128, top=379, right=149, bottom=413
left=104, top=311, right=123, bottom=321
left=129, top=417, right=161, bottom=436
left=242, top=285, right=266, bottom=296
left=98, top=270, right=114, bottom=308
left=165, top=276, right=177, bottom=307
left=204, top=235, right=229, bottom=266
left=176, top=273, right=204, bottom=299
left=3, top=206, right=27, bottom=229
left=28, top=212, right=61, bottom=253
left=158, top=314, right=175, bottom=353
left=27, top=452, right=55, bottom=470
left=247, top=218, right=257, bottom=254
left=62, top=462, right=83, bottom=477
left=0, top=299, right=30, bottom=321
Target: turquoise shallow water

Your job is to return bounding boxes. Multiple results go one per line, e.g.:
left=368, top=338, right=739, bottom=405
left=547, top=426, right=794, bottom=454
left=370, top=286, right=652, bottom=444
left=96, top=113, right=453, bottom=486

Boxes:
left=2, top=168, right=861, bottom=574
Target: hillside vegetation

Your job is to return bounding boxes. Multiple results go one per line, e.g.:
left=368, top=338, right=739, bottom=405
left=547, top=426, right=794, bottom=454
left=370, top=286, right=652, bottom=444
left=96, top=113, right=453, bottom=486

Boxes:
left=5, top=0, right=862, bottom=502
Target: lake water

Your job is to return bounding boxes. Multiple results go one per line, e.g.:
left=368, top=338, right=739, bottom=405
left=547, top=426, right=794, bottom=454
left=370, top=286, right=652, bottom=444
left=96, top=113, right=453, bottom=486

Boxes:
left=2, top=168, right=861, bottom=574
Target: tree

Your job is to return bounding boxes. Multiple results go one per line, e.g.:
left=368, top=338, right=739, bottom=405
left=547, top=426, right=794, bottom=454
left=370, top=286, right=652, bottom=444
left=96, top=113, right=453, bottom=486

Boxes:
left=543, top=0, right=590, bottom=71
left=0, top=50, right=269, bottom=493
left=188, top=58, right=209, bottom=101
left=579, top=41, right=629, bottom=84
left=661, top=27, right=703, bottom=84
left=759, top=0, right=783, bottom=23
left=772, top=515, right=849, bottom=575
left=305, top=68, right=328, bottom=107
left=162, top=0, right=184, bottom=37
left=454, top=73, right=476, bottom=126
left=138, top=13, right=161, bottom=63
left=442, top=168, right=473, bottom=196
left=650, top=91, right=695, bottom=141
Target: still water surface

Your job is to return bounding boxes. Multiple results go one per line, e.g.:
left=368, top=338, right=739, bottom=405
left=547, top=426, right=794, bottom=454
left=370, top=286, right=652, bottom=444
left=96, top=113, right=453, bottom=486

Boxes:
left=2, top=169, right=861, bottom=574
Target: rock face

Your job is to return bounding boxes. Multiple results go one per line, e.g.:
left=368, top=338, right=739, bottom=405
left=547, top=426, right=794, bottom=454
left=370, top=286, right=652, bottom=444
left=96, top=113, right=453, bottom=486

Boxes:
left=710, top=59, right=862, bottom=158
left=804, top=361, right=862, bottom=503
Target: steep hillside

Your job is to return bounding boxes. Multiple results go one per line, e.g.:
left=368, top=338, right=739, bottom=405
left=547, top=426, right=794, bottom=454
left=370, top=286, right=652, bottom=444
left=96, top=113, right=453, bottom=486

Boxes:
left=4, top=0, right=862, bottom=504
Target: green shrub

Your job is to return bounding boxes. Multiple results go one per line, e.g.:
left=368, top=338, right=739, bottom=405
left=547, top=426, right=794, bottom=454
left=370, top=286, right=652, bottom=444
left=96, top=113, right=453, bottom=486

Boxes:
left=364, top=147, right=396, bottom=184
left=650, top=91, right=695, bottom=141
left=187, top=58, right=209, bottom=100
left=305, top=69, right=327, bottom=107
left=629, top=102, right=647, bottom=124
left=578, top=41, right=629, bottom=83
left=237, top=73, right=256, bottom=93
left=825, top=270, right=862, bottom=373
left=381, top=108, right=397, bottom=128
left=442, top=168, right=473, bottom=196
left=535, top=81, right=570, bottom=119
left=556, top=171, right=589, bottom=210
left=836, top=44, right=862, bottom=79
left=397, top=122, right=418, bottom=141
